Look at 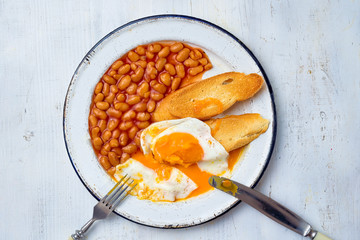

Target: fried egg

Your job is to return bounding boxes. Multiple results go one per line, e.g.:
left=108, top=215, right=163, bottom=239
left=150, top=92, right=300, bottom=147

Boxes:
left=114, top=158, right=197, bottom=202
left=140, top=118, right=229, bottom=175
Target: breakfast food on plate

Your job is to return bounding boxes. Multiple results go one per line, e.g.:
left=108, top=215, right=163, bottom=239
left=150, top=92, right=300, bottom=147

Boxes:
left=206, top=114, right=270, bottom=152
left=152, top=72, right=264, bottom=121
left=114, top=158, right=197, bottom=202
left=88, top=41, right=270, bottom=202
left=88, top=41, right=212, bottom=175
left=140, top=118, right=229, bottom=174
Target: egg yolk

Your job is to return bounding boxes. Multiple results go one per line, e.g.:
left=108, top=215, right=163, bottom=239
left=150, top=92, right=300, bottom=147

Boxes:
left=152, top=132, right=204, bottom=167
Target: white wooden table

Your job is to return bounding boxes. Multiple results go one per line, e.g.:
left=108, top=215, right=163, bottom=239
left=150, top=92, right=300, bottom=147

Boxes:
left=1, top=1, right=359, bottom=239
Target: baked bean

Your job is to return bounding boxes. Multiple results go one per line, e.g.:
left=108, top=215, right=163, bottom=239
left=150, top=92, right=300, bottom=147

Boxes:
left=93, top=108, right=107, bottom=120
left=119, top=132, right=129, bottom=146
left=104, top=93, right=115, bottom=104
left=159, top=72, right=171, bottom=86
left=146, top=63, right=157, bottom=80
left=136, top=112, right=151, bottom=121
left=100, top=147, right=109, bottom=156
left=96, top=101, right=110, bottom=111
left=119, top=121, right=133, bottom=131
left=111, top=60, right=123, bottom=70
left=165, top=63, right=176, bottom=75
left=190, top=49, right=203, bottom=60
left=127, top=95, right=141, bottom=105
left=107, top=167, right=116, bottom=175
left=155, top=57, right=167, bottom=71
left=112, top=129, right=121, bottom=138
left=112, top=147, right=123, bottom=156
left=128, top=51, right=139, bottom=62
left=114, top=102, right=129, bottom=112
left=198, top=57, right=208, bottom=65
left=204, top=63, right=213, bottom=70
left=103, top=142, right=111, bottom=152
left=134, top=102, right=147, bottom=112
left=158, top=46, right=170, bottom=58
left=91, top=127, right=100, bottom=138
left=189, top=65, right=204, bottom=76
left=108, top=152, right=120, bottom=166
left=170, top=42, right=184, bottom=52
left=130, top=63, right=137, bottom=71
left=136, top=60, right=147, bottom=68
left=176, top=48, right=190, bottom=62
left=175, top=63, right=185, bottom=78
left=131, top=67, right=144, bottom=82
left=116, top=93, right=125, bottom=102
left=106, top=108, right=122, bottom=118
left=137, top=82, right=149, bottom=97
left=126, top=83, right=137, bottom=95
left=102, top=83, right=110, bottom=96
left=123, top=143, right=137, bottom=154
left=118, top=64, right=131, bottom=75
left=136, top=121, right=150, bottom=129
left=146, top=51, right=155, bottom=59
left=134, top=132, right=142, bottom=146
left=94, top=82, right=103, bottom=94
left=109, top=138, right=120, bottom=148
left=148, top=43, right=162, bottom=53
left=110, top=85, right=119, bottom=93
left=98, top=120, right=107, bottom=132
left=100, top=156, right=111, bottom=170
left=136, top=46, right=145, bottom=55
left=172, top=77, right=181, bottom=91
left=89, top=115, right=98, bottom=127
left=143, top=92, right=150, bottom=99
left=184, top=58, right=199, bottom=67
left=128, top=126, right=139, bottom=140
left=118, top=75, right=131, bottom=90
left=93, top=137, right=103, bottom=150
left=149, top=80, right=157, bottom=87
left=109, top=70, right=116, bottom=77
left=147, top=100, right=156, bottom=113
left=107, top=118, right=119, bottom=131
left=153, top=83, right=167, bottom=94
left=103, top=75, right=116, bottom=85
left=121, top=153, right=130, bottom=163
left=122, top=110, right=136, bottom=121
left=113, top=74, right=122, bottom=80
left=102, top=130, right=112, bottom=142
left=94, top=93, right=104, bottom=103
left=150, top=92, right=164, bottom=101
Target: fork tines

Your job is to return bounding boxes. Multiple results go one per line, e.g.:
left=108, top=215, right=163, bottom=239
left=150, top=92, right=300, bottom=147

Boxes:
left=101, top=174, right=137, bottom=210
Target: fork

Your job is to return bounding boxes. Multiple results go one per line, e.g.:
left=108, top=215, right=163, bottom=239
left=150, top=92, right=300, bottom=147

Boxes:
left=71, top=175, right=137, bottom=239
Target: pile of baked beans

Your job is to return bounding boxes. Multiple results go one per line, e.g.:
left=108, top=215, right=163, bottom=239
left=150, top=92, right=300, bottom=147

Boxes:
left=88, top=41, right=212, bottom=176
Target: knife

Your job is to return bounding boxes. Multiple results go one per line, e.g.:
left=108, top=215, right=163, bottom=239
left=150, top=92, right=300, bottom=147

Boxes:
left=209, top=176, right=332, bottom=240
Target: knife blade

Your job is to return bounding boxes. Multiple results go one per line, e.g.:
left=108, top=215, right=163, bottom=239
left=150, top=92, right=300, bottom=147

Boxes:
left=209, top=176, right=332, bottom=240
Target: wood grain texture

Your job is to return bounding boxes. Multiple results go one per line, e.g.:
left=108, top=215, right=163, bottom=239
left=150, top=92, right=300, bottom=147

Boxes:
left=0, top=0, right=359, bottom=239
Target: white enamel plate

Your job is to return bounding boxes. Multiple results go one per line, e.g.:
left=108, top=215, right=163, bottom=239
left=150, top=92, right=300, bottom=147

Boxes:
left=63, top=15, right=276, bottom=228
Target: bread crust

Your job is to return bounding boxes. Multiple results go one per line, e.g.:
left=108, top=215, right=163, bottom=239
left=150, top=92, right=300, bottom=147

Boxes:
left=152, top=72, right=264, bottom=122
left=205, top=114, right=270, bottom=152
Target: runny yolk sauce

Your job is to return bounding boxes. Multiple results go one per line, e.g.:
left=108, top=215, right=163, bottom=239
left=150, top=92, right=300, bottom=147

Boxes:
left=152, top=132, right=204, bottom=167
left=131, top=145, right=246, bottom=200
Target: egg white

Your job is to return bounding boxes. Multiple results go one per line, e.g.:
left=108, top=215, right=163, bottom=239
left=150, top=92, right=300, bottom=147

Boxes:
left=114, top=158, right=198, bottom=202
left=140, top=118, right=229, bottom=175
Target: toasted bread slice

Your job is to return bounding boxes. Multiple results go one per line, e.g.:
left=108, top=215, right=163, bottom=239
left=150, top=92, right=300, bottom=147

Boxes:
left=206, top=114, right=270, bottom=152
left=152, top=72, right=264, bottom=122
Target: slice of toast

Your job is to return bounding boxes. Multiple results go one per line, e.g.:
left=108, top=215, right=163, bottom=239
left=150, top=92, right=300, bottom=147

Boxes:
left=206, top=114, right=270, bottom=152
left=152, top=72, right=264, bottom=122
